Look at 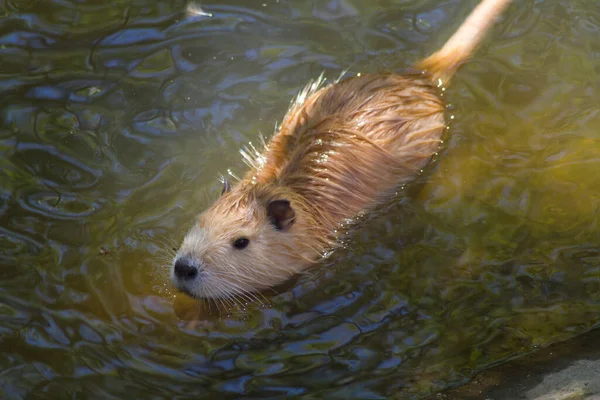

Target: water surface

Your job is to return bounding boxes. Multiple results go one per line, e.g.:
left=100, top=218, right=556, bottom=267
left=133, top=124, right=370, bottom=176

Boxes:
left=1, top=0, right=600, bottom=398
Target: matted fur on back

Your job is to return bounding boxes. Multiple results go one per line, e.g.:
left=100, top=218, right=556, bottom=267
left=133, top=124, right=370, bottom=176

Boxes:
left=246, top=72, right=445, bottom=232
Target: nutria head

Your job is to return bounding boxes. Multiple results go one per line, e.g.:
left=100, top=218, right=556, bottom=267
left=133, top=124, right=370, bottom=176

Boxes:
left=171, top=181, right=322, bottom=299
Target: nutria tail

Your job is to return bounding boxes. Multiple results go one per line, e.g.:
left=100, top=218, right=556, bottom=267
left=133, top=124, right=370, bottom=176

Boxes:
left=416, top=0, right=512, bottom=85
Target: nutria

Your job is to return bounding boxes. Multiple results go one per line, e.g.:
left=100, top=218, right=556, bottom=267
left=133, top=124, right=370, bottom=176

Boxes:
left=172, top=0, right=512, bottom=300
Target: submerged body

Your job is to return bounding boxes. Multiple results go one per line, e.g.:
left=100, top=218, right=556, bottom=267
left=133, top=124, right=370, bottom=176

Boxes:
left=172, top=0, right=512, bottom=300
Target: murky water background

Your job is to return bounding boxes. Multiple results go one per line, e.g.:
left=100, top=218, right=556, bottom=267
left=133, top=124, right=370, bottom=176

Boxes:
left=1, top=0, right=599, bottom=398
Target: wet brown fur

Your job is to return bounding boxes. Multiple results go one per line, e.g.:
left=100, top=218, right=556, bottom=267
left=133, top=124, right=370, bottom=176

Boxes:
left=249, top=72, right=444, bottom=251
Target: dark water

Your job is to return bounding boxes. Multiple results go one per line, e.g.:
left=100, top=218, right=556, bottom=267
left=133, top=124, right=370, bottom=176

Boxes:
left=1, top=0, right=599, bottom=398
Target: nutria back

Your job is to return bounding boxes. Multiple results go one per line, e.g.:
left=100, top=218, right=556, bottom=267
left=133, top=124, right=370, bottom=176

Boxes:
left=250, top=72, right=445, bottom=232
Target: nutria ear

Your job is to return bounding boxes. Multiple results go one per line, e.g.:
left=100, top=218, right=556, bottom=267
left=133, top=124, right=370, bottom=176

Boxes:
left=221, top=177, right=231, bottom=195
left=267, top=200, right=296, bottom=231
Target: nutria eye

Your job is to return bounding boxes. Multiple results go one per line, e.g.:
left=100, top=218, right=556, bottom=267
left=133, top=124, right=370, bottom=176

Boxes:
left=233, top=237, right=249, bottom=249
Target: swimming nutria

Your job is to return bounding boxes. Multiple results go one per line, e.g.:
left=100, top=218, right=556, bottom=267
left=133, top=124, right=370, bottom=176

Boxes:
left=172, top=0, right=512, bottom=300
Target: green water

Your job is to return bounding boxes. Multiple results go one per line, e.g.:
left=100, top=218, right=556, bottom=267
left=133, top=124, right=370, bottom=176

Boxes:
left=1, top=0, right=599, bottom=398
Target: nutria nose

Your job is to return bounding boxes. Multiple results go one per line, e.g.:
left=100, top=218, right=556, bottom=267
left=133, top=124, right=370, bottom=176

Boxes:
left=174, top=257, right=198, bottom=280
